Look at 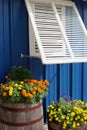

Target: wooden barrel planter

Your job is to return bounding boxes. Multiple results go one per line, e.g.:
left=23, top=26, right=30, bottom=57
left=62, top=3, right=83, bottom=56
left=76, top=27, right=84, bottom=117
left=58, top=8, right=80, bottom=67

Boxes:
left=48, top=121, right=87, bottom=130
left=0, top=101, right=43, bottom=130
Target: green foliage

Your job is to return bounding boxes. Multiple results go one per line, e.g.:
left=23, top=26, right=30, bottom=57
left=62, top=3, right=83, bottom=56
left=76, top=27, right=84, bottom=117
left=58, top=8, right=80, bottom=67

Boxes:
left=6, top=66, right=32, bottom=81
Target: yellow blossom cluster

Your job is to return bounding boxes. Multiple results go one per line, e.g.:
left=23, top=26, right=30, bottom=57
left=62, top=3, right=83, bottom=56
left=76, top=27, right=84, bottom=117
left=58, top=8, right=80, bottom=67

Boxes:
left=47, top=99, right=87, bottom=130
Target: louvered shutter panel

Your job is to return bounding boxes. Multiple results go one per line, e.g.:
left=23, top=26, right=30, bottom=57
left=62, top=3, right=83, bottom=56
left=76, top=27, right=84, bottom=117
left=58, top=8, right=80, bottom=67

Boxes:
left=25, top=0, right=87, bottom=64
left=29, top=20, right=40, bottom=57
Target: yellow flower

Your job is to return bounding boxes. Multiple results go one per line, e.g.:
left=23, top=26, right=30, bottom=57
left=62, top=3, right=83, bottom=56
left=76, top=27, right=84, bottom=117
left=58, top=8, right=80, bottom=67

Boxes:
left=54, top=114, right=57, bottom=118
left=75, top=117, right=78, bottom=121
left=77, top=116, right=80, bottom=119
left=71, top=112, right=75, bottom=116
left=51, top=106, right=54, bottom=109
left=15, top=84, right=18, bottom=87
left=18, top=87, right=22, bottom=90
left=18, top=84, right=22, bottom=87
left=67, top=110, right=71, bottom=113
left=63, top=122, right=67, bottom=129
left=61, top=115, right=65, bottom=119
left=52, top=101, right=54, bottom=104
left=20, top=81, right=24, bottom=84
left=67, top=121, right=70, bottom=124
left=47, top=109, right=49, bottom=113
left=85, top=103, right=87, bottom=108
left=72, top=122, right=76, bottom=129
left=9, top=86, right=13, bottom=90
left=77, top=123, right=80, bottom=127
left=66, top=116, right=69, bottom=120
left=50, top=110, right=54, bottom=115
left=84, top=121, right=87, bottom=124
left=58, top=119, right=61, bottom=123
left=9, top=89, right=13, bottom=96
left=55, top=117, right=59, bottom=121
left=49, top=118, right=52, bottom=121
left=81, top=118, right=84, bottom=122
left=58, top=108, right=61, bottom=112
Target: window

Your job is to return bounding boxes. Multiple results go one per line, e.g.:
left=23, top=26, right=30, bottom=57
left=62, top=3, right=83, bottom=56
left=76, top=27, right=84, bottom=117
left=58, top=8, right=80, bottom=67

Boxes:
left=25, top=0, right=87, bottom=64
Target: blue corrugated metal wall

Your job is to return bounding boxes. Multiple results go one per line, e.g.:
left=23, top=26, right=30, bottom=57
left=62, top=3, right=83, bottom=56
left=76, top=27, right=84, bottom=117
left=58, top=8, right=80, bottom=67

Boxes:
left=0, top=0, right=29, bottom=82
left=0, top=0, right=87, bottom=121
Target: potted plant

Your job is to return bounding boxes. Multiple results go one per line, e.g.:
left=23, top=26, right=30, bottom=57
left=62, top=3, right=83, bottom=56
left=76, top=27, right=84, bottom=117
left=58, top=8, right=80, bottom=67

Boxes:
left=47, top=97, right=87, bottom=130
left=0, top=66, right=49, bottom=130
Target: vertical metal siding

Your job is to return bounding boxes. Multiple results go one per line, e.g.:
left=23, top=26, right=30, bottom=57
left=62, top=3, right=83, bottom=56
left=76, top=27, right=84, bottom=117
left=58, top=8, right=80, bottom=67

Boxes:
left=46, top=65, right=58, bottom=104
left=29, top=58, right=43, bottom=79
left=60, top=64, right=71, bottom=97
left=0, top=0, right=29, bottom=83
left=0, top=0, right=11, bottom=82
left=72, top=64, right=83, bottom=99
left=10, top=0, right=29, bottom=66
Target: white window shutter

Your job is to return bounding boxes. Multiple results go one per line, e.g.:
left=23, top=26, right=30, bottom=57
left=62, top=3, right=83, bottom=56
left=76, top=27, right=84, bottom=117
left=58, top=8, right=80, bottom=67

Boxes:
left=29, top=19, right=40, bottom=57
left=25, top=0, right=87, bottom=64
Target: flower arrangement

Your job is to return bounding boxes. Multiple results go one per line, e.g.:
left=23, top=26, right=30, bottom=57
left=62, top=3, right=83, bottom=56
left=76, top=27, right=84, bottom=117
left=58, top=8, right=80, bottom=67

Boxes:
left=47, top=97, right=87, bottom=130
left=0, top=66, right=49, bottom=104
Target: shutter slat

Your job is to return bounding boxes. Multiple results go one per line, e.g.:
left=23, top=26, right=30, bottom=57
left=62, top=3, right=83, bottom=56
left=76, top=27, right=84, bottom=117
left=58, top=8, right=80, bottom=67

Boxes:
left=25, top=0, right=87, bottom=64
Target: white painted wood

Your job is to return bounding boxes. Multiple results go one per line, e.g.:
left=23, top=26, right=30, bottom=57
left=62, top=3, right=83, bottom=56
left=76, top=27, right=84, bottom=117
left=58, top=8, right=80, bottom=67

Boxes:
left=29, top=18, right=40, bottom=57
left=25, top=0, right=46, bottom=63
left=28, top=0, right=73, bottom=6
left=51, top=2, right=74, bottom=58
left=25, top=0, right=87, bottom=64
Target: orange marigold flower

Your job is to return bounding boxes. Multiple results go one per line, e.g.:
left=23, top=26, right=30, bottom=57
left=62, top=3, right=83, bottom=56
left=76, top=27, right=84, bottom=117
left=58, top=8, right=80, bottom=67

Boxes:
left=43, top=86, right=47, bottom=90
left=25, top=93, right=28, bottom=97
left=37, top=88, right=42, bottom=93
left=44, top=80, right=50, bottom=85
left=33, top=80, right=37, bottom=83
left=1, top=85, right=5, bottom=90
left=29, top=80, right=37, bottom=84
left=40, top=84, right=46, bottom=89
left=5, top=87, right=9, bottom=91
left=30, top=88, right=33, bottom=92
left=32, top=91, right=36, bottom=95
left=22, top=89, right=27, bottom=96
left=28, top=93, right=33, bottom=98
left=38, top=82, right=42, bottom=86
left=30, top=82, right=34, bottom=86
left=33, top=87, right=37, bottom=91
left=5, top=75, right=9, bottom=79
left=2, top=92, right=7, bottom=97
